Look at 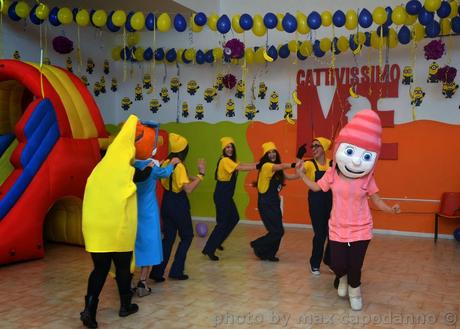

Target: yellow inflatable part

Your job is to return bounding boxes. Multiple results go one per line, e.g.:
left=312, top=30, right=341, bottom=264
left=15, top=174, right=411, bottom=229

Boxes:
left=44, top=198, right=85, bottom=245
left=0, top=81, right=25, bottom=134
left=82, top=115, right=138, bottom=252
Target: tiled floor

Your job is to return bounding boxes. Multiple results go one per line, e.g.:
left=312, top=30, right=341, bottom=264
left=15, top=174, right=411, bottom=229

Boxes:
left=1, top=223, right=459, bottom=329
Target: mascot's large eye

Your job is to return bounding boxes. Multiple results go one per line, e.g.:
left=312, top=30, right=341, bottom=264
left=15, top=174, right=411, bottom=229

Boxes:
left=362, top=152, right=373, bottom=161
left=344, top=146, right=354, bottom=156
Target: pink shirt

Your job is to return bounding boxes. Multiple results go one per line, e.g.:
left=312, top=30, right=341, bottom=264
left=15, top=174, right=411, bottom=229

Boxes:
left=317, top=168, right=379, bottom=243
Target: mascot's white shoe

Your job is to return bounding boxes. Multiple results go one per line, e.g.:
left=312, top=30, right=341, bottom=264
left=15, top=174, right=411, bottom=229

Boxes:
left=348, top=285, right=363, bottom=311
left=338, top=275, right=348, bottom=297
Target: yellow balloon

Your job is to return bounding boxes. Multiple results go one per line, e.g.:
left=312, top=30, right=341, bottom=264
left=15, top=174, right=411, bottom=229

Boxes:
left=157, top=13, right=172, bottom=32
left=370, top=31, right=383, bottom=49
left=208, top=13, right=218, bottom=31
left=441, top=18, right=451, bottom=34
left=76, top=9, right=90, bottom=27
left=92, top=10, right=107, bottom=28
left=176, top=49, right=184, bottom=63
left=2, top=0, right=11, bottom=15
left=388, top=28, right=398, bottom=48
left=319, top=38, right=331, bottom=53
left=391, top=6, right=407, bottom=25
left=448, top=1, right=458, bottom=18
left=296, top=12, right=310, bottom=34
left=185, top=49, right=195, bottom=61
left=245, top=48, right=254, bottom=64
left=413, top=23, right=425, bottom=41
left=356, top=32, right=366, bottom=45
left=232, top=15, right=244, bottom=33
left=112, top=46, right=122, bottom=61
left=276, top=13, right=284, bottom=31
left=57, top=7, right=73, bottom=25
left=126, top=32, right=140, bottom=47
left=345, top=10, right=358, bottom=30
left=372, top=7, right=387, bottom=25
left=112, top=10, right=126, bottom=27
left=15, top=1, right=29, bottom=19
left=424, top=0, right=441, bottom=12
left=190, top=14, right=203, bottom=32
left=299, top=41, right=312, bottom=56
left=213, top=48, right=223, bottom=60
left=134, top=47, right=144, bottom=61
left=405, top=14, right=418, bottom=25
left=131, top=12, right=145, bottom=31
left=252, top=14, right=267, bottom=36
left=337, top=36, right=349, bottom=52
left=255, top=47, right=265, bottom=63
left=288, top=40, right=298, bottom=52
left=321, top=10, right=332, bottom=27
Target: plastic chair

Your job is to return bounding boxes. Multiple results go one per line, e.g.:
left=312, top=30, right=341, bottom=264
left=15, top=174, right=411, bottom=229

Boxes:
left=434, top=192, right=460, bottom=242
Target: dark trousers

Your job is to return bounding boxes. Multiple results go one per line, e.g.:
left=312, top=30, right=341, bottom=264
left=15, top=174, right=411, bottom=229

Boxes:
left=251, top=200, right=284, bottom=259
left=151, top=193, right=194, bottom=277
left=203, top=198, right=240, bottom=254
left=309, top=200, right=331, bottom=268
left=86, top=252, right=132, bottom=298
left=330, top=240, right=370, bottom=288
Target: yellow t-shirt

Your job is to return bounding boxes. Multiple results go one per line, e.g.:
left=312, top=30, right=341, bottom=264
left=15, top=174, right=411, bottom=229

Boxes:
left=303, top=158, right=331, bottom=182
left=257, top=163, right=275, bottom=194
left=216, top=157, right=239, bottom=181
left=160, top=161, right=190, bottom=193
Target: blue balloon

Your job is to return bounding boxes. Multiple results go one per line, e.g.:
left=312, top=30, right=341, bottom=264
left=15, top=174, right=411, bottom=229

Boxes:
left=145, top=13, right=156, bottom=31
left=437, top=2, right=451, bottom=18
left=8, top=2, right=21, bottom=21
left=313, top=40, right=325, bottom=57
left=307, top=11, right=321, bottom=29
left=143, top=47, right=154, bottom=61
left=364, top=32, right=371, bottom=47
left=72, top=8, right=78, bottom=21
left=107, top=12, right=121, bottom=32
left=425, top=20, right=440, bottom=37
left=217, top=14, right=231, bottom=34
left=385, top=6, right=393, bottom=26
left=205, top=50, right=214, bottom=63
left=377, top=25, right=389, bottom=37
left=239, top=13, right=253, bottom=30
left=120, top=47, right=133, bottom=61
left=418, top=7, right=434, bottom=26
left=29, top=4, right=44, bottom=25
left=358, top=8, right=373, bottom=28
left=282, top=13, right=297, bottom=33
left=406, top=0, right=422, bottom=15
left=398, top=25, right=411, bottom=44
left=267, top=45, right=278, bottom=61
left=165, top=48, right=177, bottom=63
left=263, top=12, right=277, bottom=29
left=125, top=12, right=135, bottom=32
left=155, top=48, right=165, bottom=61
left=332, top=37, right=341, bottom=55
left=349, top=35, right=358, bottom=51
left=278, top=44, right=290, bottom=58
left=452, top=17, right=460, bottom=33
left=454, top=228, right=460, bottom=242
left=49, top=7, right=61, bottom=26
left=194, top=12, right=207, bottom=26
left=182, top=49, right=191, bottom=64
left=195, top=50, right=205, bottom=64
left=297, top=51, right=307, bottom=60
left=333, top=10, right=346, bottom=27
left=174, top=14, right=187, bottom=32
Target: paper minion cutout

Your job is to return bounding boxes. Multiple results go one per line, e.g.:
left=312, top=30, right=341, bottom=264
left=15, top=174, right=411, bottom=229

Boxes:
left=160, top=87, right=170, bottom=103
left=99, top=76, right=106, bottom=94
left=187, top=80, right=199, bottom=95
left=86, top=58, right=95, bottom=74
left=121, top=97, right=132, bottom=111
left=182, top=102, right=189, bottom=118
left=103, top=59, right=110, bottom=74
left=235, top=80, right=245, bottom=99
left=442, top=82, right=459, bottom=98
left=66, top=57, right=73, bottom=72
left=258, top=81, right=268, bottom=99
left=81, top=75, right=90, bottom=87
left=195, top=104, right=204, bottom=120
left=93, top=82, right=101, bottom=97
left=410, top=87, right=426, bottom=106
left=149, top=99, right=162, bottom=114
left=402, top=66, right=413, bottom=85
left=269, top=91, right=280, bottom=111
left=226, top=99, right=235, bottom=117
left=284, top=102, right=293, bottom=119
left=244, top=103, right=258, bottom=120
left=43, top=57, right=51, bottom=65
left=135, top=84, right=143, bottom=101
left=170, top=77, right=182, bottom=93
left=204, top=87, right=217, bottom=103
left=143, top=74, right=152, bottom=89
left=110, top=78, right=118, bottom=92
left=215, top=73, right=224, bottom=91
left=427, top=62, right=439, bottom=83
left=13, top=50, right=20, bottom=60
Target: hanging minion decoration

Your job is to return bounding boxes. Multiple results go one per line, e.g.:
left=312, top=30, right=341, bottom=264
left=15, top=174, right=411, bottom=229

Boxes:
left=401, top=66, right=413, bottom=85
left=99, top=76, right=106, bottom=94
left=160, top=87, right=170, bottom=103
left=86, top=58, right=95, bottom=74
left=284, top=102, right=293, bottom=119
left=121, top=97, right=132, bottom=111
left=235, top=80, right=245, bottom=99
left=13, top=50, right=20, bottom=60
left=182, top=102, right=189, bottom=118
left=187, top=80, right=199, bottom=95
left=225, top=99, right=235, bottom=117
left=258, top=81, right=268, bottom=99
left=410, top=87, right=426, bottom=107
left=66, top=57, right=73, bottom=72
left=215, top=73, right=224, bottom=91
left=103, top=59, right=110, bottom=74
left=134, top=84, right=143, bottom=101
left=269, top=91, right=280, bottom=111
left=93, top=82, right=101, bottom=97
left=244, top=103, right=258, bottom=120
left=143, top=74, right=152, bottom=89
left=427, top=62, right=439, bottom=83
left=195, top=104, right=205, bottom=120
left=43, top=57, right=51, bottom=65
left=81, top=75, right=90, bottom=87
left=442, top=82, right=459, bottom=98
left=110, top=78, right=118, bottom=92
left=204, top=87, right=217, bottom=103
left=149, top=99, right=162, bottom=114
left=170, top=77, right=182, bottom=93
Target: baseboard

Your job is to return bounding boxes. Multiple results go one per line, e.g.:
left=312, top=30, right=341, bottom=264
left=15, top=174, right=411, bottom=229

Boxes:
left=192, top=216, right=454, bottom=240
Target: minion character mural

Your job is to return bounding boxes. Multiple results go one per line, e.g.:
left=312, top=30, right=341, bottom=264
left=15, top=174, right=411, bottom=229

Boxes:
left=99, top=76, right=106, bottom=94
left=215, top=73, right=224, bottom=91
left=93, top=82, right=101, bottom=97
left=204, top=87, right=217, bottom=103
left=195, top=104, right=205, bottom=120
left=13, top=50, right=21, bottom=60
left=284, top=102, right=293, bottom=119
left=269, top=91, right=280, bottom=111
left=401, top=66, right=413, bottom=85
left=81, top=75, right=90, bottom=87
left=121, top=97, right=133, bottom=111
left=149, top=99, right=162, bottom=114
left=160, top=87, right=170, bottom=103
left=235, top=80, right=245, bottom=99
left=86, top=58, right=95, bottom=74
left=66, top=57, right=73, bottom=72
left=170, top=77, right=182, bottom=93
left=410, top=87, right=426, bottom=106
left=244, top=103, right=258, bottom=120
left=225, top=99, right=235, bottom=117
left=135, top=84, right=143, bottom=101
left=427, top=62, right=439, bottom=83
left=258, top=81, right=268, bottom=99
left=143, top=74, right=152, bottom=89
left=103, top=59, right=110, bottom=74
left=442, top=82, right=459, bottom=98
left=111, top=78, right=118, bottom=92
left=187, top=80, right=199, bottom=95
left=182, top=102, right=189, bottom=118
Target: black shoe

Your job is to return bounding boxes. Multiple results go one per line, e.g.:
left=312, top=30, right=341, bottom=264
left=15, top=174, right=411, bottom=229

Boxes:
left=169, top=274, right=189, bottom=280
left=119, top=293, right=139, bottom=317
left=202, top=250, right=219, bottom=261
left=217, top=245, right=224, bottom=251
left=333, top=276, right=340, bottom=289
left=266, top=256, right=279, bottom=262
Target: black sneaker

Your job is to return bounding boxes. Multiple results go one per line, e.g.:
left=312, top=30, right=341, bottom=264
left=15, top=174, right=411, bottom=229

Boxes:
left=202, top=250, right=219, bottom=261
left=217, top=245, right=224, bottom=251
left=310, top=266, right=320, bottom=276
left=169, top=274, right=189, bottom=280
